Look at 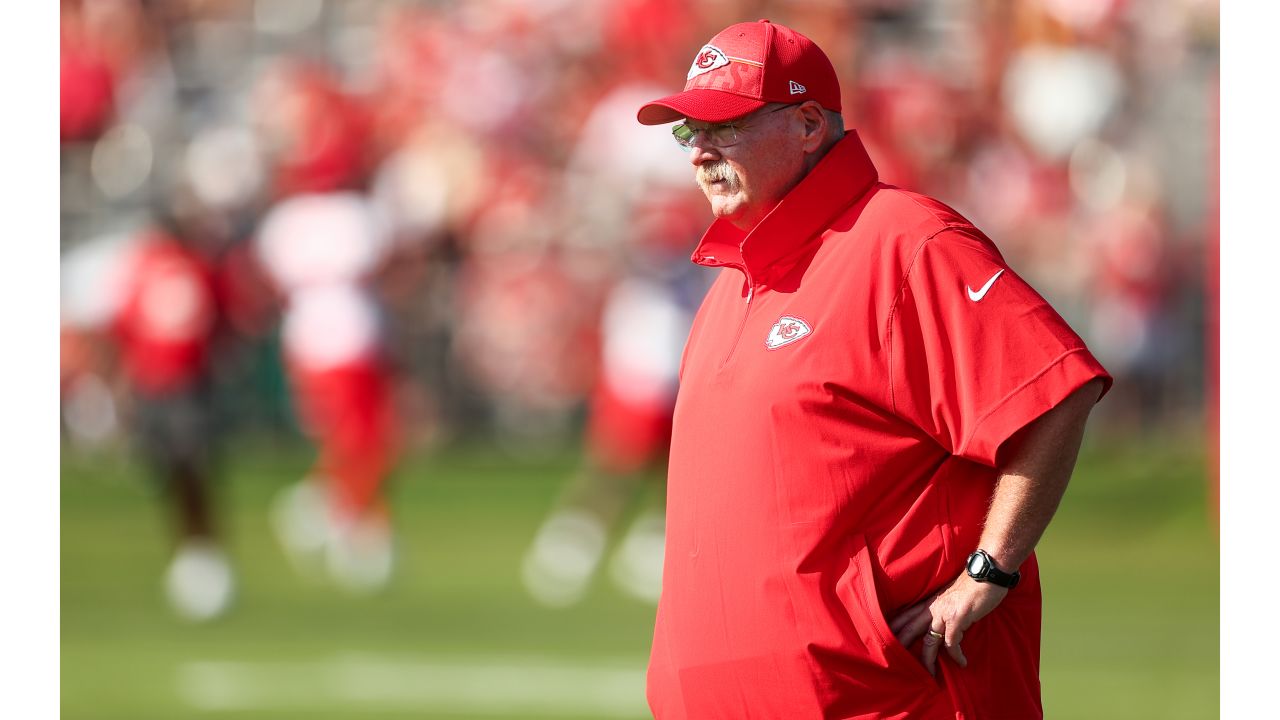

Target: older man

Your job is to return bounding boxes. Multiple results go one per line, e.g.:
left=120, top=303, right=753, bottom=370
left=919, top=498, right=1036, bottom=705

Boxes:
left=636, top=20, right=1109, bottom=719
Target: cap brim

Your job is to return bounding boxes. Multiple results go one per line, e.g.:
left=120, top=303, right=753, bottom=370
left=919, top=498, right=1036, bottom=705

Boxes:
left=636, top=89, right=769, bottom=125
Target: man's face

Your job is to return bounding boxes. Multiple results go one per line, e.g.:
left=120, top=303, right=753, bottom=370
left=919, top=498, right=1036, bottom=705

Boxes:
left=685, top=105, right=806, bottom=230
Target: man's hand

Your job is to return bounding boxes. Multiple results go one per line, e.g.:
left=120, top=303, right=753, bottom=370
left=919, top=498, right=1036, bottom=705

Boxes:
left=885, top=379, right=1104, bottom=676
left=889, top=575, right=1008, bottom=676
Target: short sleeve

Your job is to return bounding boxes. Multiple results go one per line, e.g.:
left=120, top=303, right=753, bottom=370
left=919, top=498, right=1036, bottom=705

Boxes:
left=887, top=229, right=1111, bottom=466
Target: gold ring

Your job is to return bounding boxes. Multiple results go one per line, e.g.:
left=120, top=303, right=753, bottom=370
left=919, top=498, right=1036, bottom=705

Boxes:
left=927, top=630, right=944, bottom=640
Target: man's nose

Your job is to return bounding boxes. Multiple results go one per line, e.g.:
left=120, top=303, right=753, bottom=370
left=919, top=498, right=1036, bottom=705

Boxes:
left=689, top=140, right=720, bottom=167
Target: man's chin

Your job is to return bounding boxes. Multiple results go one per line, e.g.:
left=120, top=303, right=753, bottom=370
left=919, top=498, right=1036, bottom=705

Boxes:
left=710, top=204, right=740, bottom=221
left=705, top=193, right=744, bottom=220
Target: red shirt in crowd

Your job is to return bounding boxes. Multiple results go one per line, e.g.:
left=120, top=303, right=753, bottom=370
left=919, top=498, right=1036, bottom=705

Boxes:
left=648, top=133, right=1110, bottom=719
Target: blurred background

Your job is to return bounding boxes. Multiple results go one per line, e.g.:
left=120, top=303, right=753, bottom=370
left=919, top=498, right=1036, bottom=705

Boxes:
left=60, top=0, right=1219, bottom=718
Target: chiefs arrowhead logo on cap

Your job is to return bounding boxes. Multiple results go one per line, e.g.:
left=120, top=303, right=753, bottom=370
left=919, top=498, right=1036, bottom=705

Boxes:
left=687, top=44, right=730, bottom=79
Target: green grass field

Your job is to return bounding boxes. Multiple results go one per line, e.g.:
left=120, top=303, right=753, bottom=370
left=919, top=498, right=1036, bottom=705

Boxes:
left=61, top=430, right=1218, bottom=719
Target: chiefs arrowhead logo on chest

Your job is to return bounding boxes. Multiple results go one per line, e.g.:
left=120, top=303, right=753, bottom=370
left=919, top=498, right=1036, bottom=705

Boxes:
left=765, top=315, right=813, bottom=350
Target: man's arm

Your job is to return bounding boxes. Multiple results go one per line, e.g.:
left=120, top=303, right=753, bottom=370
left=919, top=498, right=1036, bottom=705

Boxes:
left=889, top=377, right=1105, bottom=675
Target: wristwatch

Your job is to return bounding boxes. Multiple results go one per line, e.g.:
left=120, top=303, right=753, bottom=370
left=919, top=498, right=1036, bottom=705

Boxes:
left=966, top=549, right=1020, bottom=589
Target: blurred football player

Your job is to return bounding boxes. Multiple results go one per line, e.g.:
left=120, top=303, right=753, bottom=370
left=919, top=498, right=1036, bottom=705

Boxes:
left=521, top=72, right=711, bottom=605
left=255, top=191, right=401, bottom=593
left=109, top=219, right=233, bottom=622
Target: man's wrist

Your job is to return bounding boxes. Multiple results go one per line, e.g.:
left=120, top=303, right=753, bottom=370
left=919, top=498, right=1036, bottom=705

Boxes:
left=965, top=549, right=1021, bottom=589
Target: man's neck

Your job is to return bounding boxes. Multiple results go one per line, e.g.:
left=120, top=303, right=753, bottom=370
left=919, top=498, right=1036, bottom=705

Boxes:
left=729, top=137, right=844, bottom=232
left=804, top=135, right=843, bottom=175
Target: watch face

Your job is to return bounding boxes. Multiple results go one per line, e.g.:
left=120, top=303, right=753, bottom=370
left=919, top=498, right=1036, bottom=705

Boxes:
left=967, top=553, right=987, bottom=576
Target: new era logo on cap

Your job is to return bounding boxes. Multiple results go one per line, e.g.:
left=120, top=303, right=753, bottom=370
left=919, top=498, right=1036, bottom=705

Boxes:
left=789, top=80, right=806, bottom=95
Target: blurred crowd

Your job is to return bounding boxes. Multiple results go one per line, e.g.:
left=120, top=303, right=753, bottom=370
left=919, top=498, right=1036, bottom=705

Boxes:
left=60, top=0, right=1219, bottom=458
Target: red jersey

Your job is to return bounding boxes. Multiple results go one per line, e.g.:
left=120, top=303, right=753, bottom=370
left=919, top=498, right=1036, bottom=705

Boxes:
left=114, top=237, right=217, bottom=395
left=648, top=134, right=1110, bottom=719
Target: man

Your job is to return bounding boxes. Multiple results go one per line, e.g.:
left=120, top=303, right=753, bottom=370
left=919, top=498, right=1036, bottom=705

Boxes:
left=636, top=20, right=1110, bottom=719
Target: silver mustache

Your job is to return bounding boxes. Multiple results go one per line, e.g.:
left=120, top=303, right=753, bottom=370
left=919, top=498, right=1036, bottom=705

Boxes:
left=697, top=160, right=740, bottom=189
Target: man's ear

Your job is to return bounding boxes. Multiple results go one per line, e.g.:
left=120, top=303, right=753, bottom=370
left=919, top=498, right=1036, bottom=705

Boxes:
left=797, top=101, right=827, bottom=153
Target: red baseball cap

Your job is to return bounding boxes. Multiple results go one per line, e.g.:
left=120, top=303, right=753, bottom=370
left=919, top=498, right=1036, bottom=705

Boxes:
left=637, top=20, right=841, bottom=125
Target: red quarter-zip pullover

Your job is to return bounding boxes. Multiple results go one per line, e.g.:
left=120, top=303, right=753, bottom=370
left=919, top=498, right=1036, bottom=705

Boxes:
left=648, top=133, right=1110, bottom=719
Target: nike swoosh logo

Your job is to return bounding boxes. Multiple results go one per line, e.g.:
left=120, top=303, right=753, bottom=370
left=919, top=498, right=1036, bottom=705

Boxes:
left=966, top=269, right=1005, bottom=302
